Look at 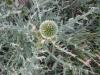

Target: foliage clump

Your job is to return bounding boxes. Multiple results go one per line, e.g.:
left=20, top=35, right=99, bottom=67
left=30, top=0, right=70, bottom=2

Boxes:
left=0, top=0, right=100, bottom=75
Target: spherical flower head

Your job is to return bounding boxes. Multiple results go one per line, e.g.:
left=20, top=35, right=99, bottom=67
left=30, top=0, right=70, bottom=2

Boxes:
left=39, top=20, right=58, bottom=39
left=7, top=0, right=13, bottom=5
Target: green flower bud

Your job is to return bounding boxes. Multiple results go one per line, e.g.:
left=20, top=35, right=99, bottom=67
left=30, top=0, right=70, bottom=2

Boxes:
left=7, top=0, right=13, bottom=5
left=39, top=20, right=58, bottom=39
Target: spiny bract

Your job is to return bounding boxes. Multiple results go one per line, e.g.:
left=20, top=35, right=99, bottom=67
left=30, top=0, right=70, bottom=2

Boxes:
left=39, top=20, right=58, bottom=39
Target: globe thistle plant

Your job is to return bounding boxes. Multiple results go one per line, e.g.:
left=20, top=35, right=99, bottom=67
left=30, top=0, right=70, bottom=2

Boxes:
left=39, top=20, right=58, bottom=39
